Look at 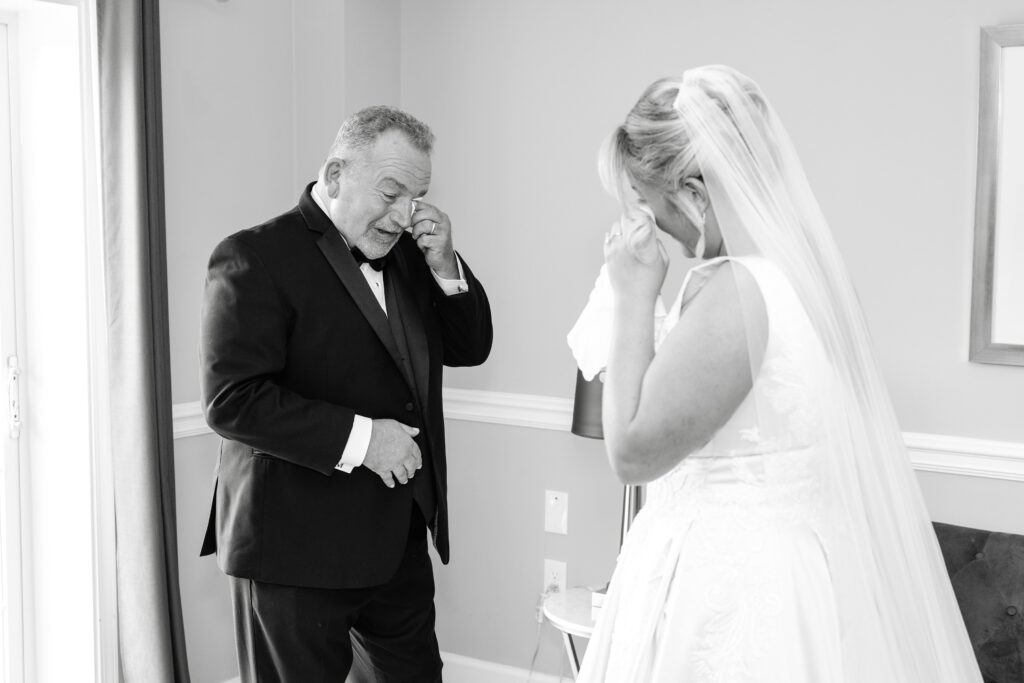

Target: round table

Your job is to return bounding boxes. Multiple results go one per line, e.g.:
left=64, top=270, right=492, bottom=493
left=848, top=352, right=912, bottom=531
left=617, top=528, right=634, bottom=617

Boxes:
left=542, top=587, right=597, bottom=677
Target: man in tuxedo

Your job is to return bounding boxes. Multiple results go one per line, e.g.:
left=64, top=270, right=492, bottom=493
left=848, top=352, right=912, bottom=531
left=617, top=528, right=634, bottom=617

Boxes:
left=199, top=105, right=492, bottom=682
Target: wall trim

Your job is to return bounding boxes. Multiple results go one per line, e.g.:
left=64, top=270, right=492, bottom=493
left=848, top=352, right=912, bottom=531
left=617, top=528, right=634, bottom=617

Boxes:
left=441, top=388, right=574, bottom=432
left=172, top=401, right=212, bottom=440
left=173, top=389, right=1024, bottom=482
left=902, top=431, right=1024, bottom=482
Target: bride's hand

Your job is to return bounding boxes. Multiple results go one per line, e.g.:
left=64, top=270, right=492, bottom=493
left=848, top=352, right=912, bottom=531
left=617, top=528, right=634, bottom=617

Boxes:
left=604, top=218, right=668, bottom=303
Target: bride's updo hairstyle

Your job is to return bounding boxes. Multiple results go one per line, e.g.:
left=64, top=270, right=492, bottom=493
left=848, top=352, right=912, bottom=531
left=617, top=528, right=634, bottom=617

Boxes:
left=601, top=67, right=778, bottom=257
left=600, top=77, right=704, bottom=234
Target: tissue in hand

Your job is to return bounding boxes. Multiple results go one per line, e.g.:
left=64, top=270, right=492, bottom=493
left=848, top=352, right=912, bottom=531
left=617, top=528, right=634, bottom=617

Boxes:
left=566, top=262, right=666, bottom=382
left=623, top=206, right=662, bottom=265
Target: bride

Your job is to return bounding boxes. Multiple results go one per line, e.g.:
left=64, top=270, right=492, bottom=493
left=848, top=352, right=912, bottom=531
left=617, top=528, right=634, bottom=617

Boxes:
left=575, top=66, right=981, bottom=682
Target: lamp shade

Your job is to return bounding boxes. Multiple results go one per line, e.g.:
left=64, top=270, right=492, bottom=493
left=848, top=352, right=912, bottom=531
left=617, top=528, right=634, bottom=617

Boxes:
left=571, top=369, right=604, bottom=439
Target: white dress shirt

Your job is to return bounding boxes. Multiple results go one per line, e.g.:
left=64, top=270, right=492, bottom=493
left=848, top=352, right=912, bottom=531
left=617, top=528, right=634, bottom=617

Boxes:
left=309, top=188, right=468, bottom=473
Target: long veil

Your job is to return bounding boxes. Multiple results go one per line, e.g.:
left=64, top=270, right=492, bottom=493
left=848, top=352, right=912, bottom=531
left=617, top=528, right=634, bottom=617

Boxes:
left=621, top=66, right=980, bottom=682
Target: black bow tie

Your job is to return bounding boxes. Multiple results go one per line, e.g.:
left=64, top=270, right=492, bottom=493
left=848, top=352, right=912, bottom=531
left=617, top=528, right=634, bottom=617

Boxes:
left=351, top=247, right=390, bottom=272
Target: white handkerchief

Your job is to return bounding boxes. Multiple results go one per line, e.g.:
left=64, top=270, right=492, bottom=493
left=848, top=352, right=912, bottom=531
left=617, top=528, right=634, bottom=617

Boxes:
left=567, top=265, right=666, bottom=381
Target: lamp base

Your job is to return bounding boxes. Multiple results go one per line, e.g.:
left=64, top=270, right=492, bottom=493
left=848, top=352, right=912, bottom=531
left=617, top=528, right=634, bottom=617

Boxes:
left=619, top=484, right=644, bottom=547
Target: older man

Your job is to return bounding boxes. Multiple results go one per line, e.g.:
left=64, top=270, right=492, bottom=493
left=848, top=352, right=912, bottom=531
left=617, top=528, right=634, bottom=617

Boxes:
left=200, top=106, right=492, bottom=681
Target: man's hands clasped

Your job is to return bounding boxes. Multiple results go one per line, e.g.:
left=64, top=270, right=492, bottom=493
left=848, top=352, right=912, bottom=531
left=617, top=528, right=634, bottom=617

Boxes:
left=363, top=419, right=422, bottom=489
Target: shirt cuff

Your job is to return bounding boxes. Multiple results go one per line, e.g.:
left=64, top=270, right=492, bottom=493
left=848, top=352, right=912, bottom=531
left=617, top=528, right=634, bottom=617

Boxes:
left=336, top=415, right=371, bottom=473
left=431, top=254, right=469, bottom=295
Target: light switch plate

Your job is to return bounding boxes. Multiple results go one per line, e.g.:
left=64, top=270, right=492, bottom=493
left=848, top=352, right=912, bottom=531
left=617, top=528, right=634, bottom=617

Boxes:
left=544, top=490, right=568, bottom=534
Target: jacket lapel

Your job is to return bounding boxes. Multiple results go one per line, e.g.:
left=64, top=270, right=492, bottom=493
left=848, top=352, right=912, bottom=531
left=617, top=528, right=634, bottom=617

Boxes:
left=315, top=228, right=405, bottom=371
left=300, top=186, right=405, bottom=373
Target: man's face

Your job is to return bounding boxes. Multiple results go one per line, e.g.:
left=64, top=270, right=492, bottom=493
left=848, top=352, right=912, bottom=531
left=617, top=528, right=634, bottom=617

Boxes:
left=326, top=129, right=432, bottom=258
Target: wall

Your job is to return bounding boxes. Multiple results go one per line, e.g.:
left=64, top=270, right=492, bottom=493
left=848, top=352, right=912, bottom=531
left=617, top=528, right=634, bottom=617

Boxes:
left=162, top=0, right=295, bottom=406
left=433, top=420, right=621, bottom=674
left=164, top=0, right=1024, bottom=680
left=292, top=0, right=402, bottom=187
left=160, top=0, right=296, bottom=678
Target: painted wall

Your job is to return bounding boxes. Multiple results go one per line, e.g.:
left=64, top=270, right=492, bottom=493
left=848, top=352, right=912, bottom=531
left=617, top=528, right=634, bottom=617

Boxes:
left=160, top=0, right=298, bottom=675
left=164, top=0, right=1024, bottom=679
left=162, top=0, right=296, bottom=406
left=292, top=0, right=402, bottom=187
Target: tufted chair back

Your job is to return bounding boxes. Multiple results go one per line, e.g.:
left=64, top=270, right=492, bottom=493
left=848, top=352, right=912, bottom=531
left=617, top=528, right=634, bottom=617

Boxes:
left=933, top=522, right=1024, bottom=683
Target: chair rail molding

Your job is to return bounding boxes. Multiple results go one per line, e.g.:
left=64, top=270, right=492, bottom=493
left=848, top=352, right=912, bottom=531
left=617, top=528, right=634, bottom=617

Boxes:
left=172, top=401, right=213, bottom=440
left=173, top=388, right=1024, bottom=482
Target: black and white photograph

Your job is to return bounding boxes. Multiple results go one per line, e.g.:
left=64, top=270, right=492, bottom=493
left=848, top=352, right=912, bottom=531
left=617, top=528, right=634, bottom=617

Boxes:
left=0, top=1, right=1022, bottom=682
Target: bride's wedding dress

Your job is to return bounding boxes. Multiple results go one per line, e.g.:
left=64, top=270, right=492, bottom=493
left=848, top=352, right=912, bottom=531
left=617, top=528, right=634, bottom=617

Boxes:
left=578, top=255, right=843, bottom=682
left=576, top=65, right=981, bottom=683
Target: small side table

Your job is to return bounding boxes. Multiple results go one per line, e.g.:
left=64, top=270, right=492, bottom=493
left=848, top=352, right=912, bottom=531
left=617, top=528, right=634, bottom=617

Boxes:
left=542, top=587, right=597, bottom=677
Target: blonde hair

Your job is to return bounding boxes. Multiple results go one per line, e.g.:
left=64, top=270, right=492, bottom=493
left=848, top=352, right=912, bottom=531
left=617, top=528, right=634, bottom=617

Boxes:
left=599, top=77, right=704, bottom=232
left=600, top=67, right=776, bottom=240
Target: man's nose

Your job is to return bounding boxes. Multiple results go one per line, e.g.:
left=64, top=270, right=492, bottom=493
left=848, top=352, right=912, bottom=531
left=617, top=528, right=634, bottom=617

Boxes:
left=391, top=198, right=415, bottom=229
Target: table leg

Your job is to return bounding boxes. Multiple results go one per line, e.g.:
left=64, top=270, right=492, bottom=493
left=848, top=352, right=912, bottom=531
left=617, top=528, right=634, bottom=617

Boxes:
left=561, top=631, right=580, bottom=678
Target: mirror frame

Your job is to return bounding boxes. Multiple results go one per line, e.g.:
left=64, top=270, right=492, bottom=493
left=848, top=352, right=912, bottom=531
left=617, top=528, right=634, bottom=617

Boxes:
left=970, top=24, right=1024, bottom=366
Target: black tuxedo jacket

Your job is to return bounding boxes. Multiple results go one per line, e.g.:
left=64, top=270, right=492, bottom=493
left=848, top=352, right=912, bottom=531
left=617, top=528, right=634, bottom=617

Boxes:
left=199, top=185, right=492, bottom=589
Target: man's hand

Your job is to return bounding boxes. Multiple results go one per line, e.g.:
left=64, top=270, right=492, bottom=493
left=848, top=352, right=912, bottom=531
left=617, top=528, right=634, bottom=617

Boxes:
left=362, top=419, right=422, bottom=489
left=410, top=201, right=459, bottom=278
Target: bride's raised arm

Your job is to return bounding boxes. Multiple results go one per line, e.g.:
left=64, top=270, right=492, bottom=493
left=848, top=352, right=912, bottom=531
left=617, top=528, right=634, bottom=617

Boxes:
left=602, top=256, right=766, bottom=485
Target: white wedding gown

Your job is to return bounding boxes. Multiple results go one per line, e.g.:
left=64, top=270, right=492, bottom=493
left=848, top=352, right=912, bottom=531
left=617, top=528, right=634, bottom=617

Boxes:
left=578, top=255, right=846, bottom=682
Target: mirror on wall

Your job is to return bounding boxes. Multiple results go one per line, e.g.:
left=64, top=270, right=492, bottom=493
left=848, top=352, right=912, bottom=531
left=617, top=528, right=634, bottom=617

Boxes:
left=971, top=24, right=1024, bottom=366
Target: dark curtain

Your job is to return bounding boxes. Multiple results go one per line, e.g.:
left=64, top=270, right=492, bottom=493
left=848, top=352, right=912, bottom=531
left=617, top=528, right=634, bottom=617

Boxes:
left=96, top=0, right=190, bottom=680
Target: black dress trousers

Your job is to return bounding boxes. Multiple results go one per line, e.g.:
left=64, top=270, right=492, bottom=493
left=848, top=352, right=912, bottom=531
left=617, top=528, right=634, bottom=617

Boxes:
left=230, top=506, right=443, bottom=683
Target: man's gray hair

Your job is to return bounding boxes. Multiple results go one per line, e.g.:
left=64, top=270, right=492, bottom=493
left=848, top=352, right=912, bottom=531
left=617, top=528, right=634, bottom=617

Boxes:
left=329, top=105, right=435, bottom=160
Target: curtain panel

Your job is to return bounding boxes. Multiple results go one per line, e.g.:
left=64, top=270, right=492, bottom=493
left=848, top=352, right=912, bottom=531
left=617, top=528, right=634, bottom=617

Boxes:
left=96, top=0, right=190, bottom=680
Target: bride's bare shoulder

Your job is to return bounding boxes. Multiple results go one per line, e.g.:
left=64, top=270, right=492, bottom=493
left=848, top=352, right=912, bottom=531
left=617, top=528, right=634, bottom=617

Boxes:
left=684, top=259, right=768, bottom=343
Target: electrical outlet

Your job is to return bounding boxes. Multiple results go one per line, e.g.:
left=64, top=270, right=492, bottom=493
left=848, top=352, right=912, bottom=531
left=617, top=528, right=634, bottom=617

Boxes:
left=544, top=490, right=568, bottom=534
left=543, top=558, right=567, bottom=594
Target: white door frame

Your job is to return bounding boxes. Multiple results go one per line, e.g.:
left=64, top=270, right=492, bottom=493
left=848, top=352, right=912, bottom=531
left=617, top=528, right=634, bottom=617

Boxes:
left=0, top=14, right=26, bottom=683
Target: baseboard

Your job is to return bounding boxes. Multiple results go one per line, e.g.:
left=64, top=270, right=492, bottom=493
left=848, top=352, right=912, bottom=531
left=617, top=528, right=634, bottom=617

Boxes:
left=171, top=390, right=1024, bottom=482
left=214, top=652, right=565, bottom=683
left=441, top=651, right=567, bottom=683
